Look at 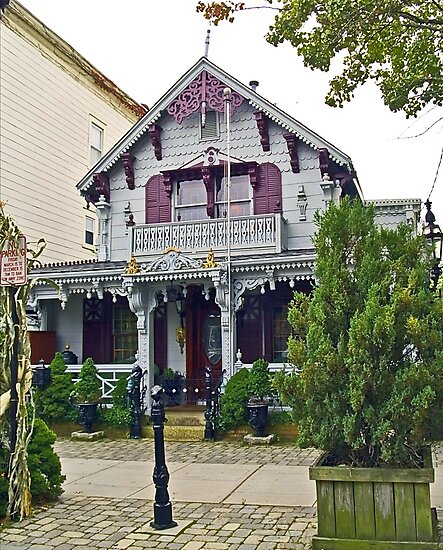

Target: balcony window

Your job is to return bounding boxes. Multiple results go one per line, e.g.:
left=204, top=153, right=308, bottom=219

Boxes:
left=174, top=174, right=252, bottom=221
left=175, top=179, right=208, bottom=221
left=216, top=175, right=252, bottom=218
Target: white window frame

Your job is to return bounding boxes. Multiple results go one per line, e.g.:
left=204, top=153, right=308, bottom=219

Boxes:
left=84, top=215, right=95, bottom=247
left=89, top=118, right=105, bottom=167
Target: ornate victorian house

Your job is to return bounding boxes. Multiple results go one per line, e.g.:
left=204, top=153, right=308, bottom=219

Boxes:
left=29, top=58, right=421, bottom=401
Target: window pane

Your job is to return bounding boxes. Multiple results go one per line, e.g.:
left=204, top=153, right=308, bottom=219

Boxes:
left=85, top=217, right=94, bottom=245
left=90, top=123, right=103, bottom=150
left=216, top=175, right=250, bottom=201
left=113, top=303, right=137, bottom=363
left=90, top=146, right=101, bottom=166
left=177, top=180, right=206, bottom=206
left=176, top=205, right=207, bottom=221
left=216, top=201, right=250, bottom=218
left=273, top=305, right=290, bottom=362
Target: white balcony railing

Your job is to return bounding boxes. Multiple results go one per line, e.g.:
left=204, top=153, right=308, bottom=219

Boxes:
left=131, top=213, right=287, bottom=257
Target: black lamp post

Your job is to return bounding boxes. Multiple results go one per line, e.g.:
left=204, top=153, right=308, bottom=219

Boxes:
left=423, top=199, right=443, bottom=291
left=150, top=385, right=177, bottom=530
left=32, top=359, right=51, bottom=389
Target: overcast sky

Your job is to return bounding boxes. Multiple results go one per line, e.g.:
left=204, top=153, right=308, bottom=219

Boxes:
left=19, top=0, right=443, bottom=225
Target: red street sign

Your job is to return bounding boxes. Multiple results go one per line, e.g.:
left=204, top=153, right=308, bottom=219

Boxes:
left=0, top=236, right=27, bottom=286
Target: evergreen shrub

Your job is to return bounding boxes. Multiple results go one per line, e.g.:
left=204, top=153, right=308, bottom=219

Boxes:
left=274, top=198, right=443, bottom=467
left=71, top=358, right=101, bottom=404
left=0, top=418, right=64, bottom=517
left=247, top=358, right=271, bottom=403
left=34, top=352, right=76, bottom=423
left=218, top=368, right=250, bottom=431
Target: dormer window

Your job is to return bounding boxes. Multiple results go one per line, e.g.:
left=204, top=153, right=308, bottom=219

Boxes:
left=200, top=110, right=219, bottom=141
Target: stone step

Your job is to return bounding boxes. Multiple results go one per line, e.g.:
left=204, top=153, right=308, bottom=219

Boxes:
left=145, top=423, right=206, bottom=441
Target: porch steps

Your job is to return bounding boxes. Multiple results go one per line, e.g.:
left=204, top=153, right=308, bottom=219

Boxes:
left=146, top=405, right=207, bottom=442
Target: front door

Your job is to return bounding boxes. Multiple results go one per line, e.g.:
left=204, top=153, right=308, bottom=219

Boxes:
left=185, top=287, right=222, bottom=398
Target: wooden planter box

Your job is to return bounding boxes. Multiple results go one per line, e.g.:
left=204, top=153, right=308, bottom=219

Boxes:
left=309, top=450, right=438, bottom=549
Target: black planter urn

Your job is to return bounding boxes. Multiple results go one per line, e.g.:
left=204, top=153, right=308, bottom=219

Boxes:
left=247, top=402, right=268, bottom=437
left=77, top=403, right=98, bottom=433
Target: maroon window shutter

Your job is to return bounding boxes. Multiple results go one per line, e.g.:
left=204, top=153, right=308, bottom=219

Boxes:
left=145, top=174, right=171, bottom=224
left=253, top=163, right=282, bottom=215
left=236, top=295, right=263, bottom=364
left=154, top=302, right=167, bottom=372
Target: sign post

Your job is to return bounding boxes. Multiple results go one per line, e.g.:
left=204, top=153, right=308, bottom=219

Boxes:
left=0, top=236, right=27, bottom=455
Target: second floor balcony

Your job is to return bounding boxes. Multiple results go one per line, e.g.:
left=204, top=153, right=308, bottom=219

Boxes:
left=130, top=213, right=288, bottom=258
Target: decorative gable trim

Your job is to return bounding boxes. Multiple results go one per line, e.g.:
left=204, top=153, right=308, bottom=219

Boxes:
left=254, top=111, right=270, bottom=152
left=283, top=133, right=300, bottom=173
left=121, top=153, right=135, bottom=190
left=166, top=71, right=244, bottom=125
left=149, top=124, right=162, bottom=160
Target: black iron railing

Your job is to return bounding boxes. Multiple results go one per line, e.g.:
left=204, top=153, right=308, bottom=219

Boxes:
left=204, top=367, right=226, bottom=440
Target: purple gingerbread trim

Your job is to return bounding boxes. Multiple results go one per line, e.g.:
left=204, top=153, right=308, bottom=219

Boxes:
left=167, top=71, right=244, bottom=124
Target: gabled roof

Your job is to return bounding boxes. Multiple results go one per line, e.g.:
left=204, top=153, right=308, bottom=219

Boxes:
left=77, top=57, right=354, bottom=195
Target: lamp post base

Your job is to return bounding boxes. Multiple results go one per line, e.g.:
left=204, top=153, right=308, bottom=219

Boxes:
left=150, top=503, right=178, bottom=530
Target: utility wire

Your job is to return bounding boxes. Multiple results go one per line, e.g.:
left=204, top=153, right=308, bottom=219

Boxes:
left=427, top=147, right=443, bottom=201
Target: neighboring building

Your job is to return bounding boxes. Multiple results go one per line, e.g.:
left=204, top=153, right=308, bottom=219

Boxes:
left=0, top=1, right=145, bottom=264
left=28, top=58, right=421, bottom=400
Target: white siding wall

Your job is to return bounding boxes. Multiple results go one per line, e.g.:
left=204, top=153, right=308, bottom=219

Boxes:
left=107, top=105, right=334, bottom=261
left=0, top=21, right=137, bottom=263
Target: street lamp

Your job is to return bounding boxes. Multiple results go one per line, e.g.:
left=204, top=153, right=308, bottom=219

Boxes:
left=423, top=199, right=443, bottom=290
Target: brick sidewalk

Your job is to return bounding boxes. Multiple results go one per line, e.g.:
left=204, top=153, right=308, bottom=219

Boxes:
left=1, top=497, right=316, bottom=549
left=1, top=439, right=442, bottom=549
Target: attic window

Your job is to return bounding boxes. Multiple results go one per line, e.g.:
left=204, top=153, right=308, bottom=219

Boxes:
left=200, top=110, right=219, bottom=141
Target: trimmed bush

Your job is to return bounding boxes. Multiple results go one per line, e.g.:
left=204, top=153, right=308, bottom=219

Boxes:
left=218, top=368, right=250, bottom=431
left=0, top=418, right=64, bottom=517
left=34, top=352, right=76, bottom=423
left=71, top=357, right=101, bottom=404
left=247, top=358, right=271, bottom=403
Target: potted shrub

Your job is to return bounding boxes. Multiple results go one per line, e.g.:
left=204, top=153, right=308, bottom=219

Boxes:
left=71, top=357, right=101, bottom=433
left=275, top=198, right=442, bottom=548
left=162, top=368, right=184, bottom=406
left=246, top=358, right=271, bottom=436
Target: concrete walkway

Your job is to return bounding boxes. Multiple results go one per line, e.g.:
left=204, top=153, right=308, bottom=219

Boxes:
left=1, top=439, right=442, bottom=549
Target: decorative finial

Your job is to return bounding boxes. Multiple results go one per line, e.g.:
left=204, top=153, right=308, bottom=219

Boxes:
left=204, top=28, right=211, bottom=58
left=203, top=248, right=217, bottom=268
left=125, top=254, right=140, bottom=274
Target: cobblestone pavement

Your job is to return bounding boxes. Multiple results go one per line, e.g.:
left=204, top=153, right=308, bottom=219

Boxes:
left=1, top=440, right=442, bottom=549
left=54, top=438, right=322, bottom=466
left=1, top=498, right=317, bottom=550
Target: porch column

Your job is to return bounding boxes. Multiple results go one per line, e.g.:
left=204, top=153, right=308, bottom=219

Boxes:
left=212, top=270, right=235, bottom=378
left=124, top=282, right=157, bottom=410
left=95, top=195, right=111, bottom=262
